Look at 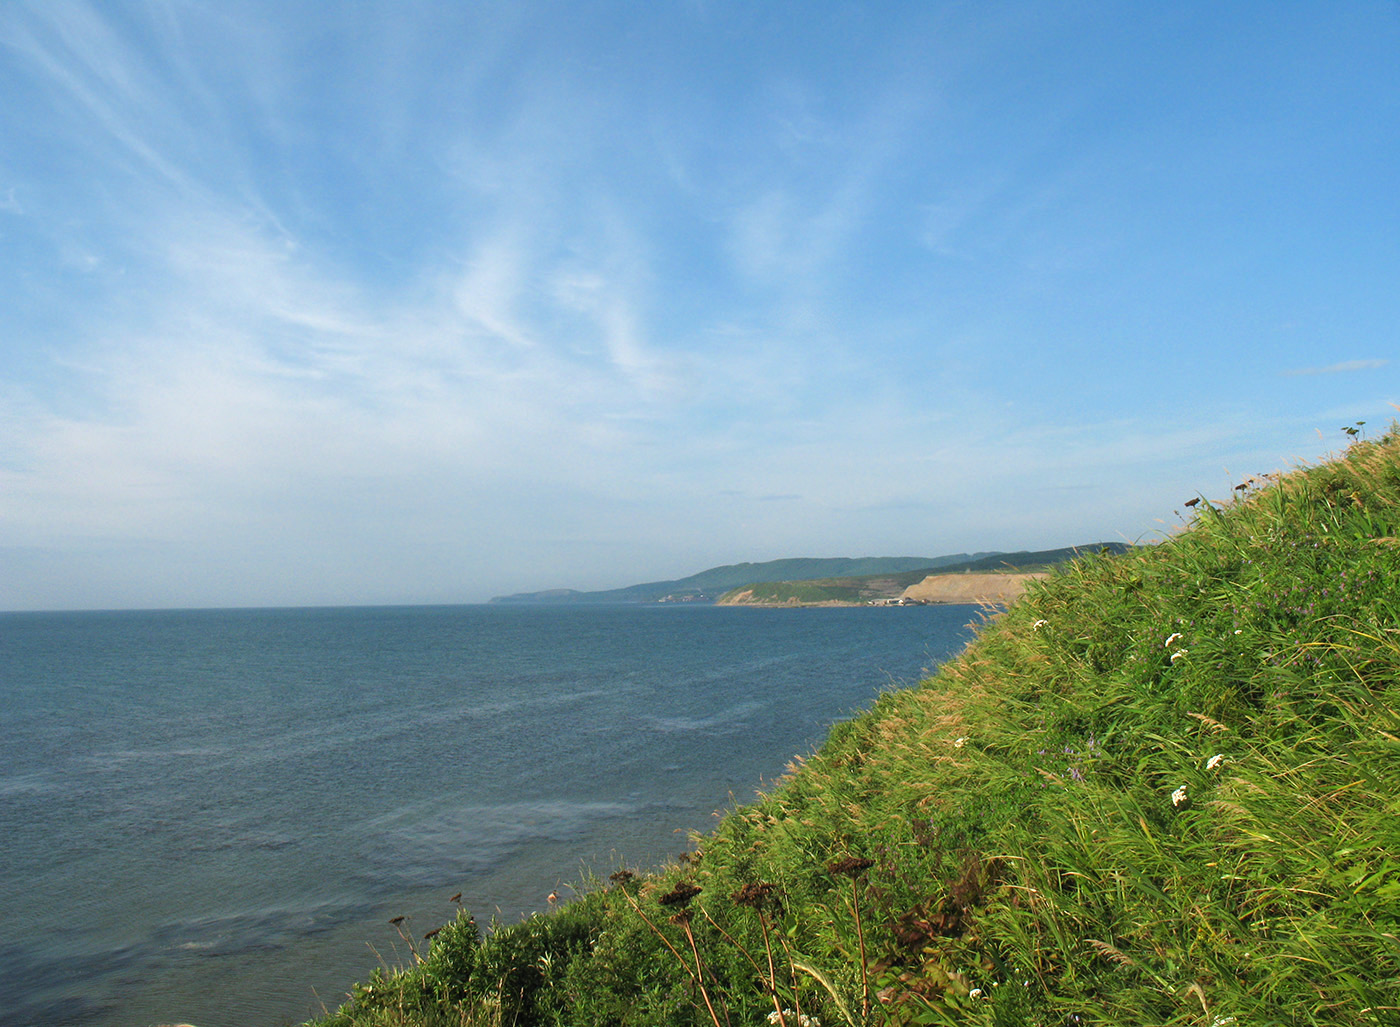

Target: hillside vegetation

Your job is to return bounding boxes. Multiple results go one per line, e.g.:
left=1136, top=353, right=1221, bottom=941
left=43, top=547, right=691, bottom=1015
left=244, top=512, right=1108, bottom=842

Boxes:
left=312, top=430, right=1400, bottom=1027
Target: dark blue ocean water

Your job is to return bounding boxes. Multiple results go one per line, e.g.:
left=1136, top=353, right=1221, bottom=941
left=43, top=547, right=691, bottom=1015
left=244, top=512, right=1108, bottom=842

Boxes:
left=0, top=603, right=982, bottom=1027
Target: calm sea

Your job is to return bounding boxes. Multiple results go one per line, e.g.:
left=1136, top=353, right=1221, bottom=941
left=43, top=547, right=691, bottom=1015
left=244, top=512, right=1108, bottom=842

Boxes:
left=0, top=603, right=982, bottom=1027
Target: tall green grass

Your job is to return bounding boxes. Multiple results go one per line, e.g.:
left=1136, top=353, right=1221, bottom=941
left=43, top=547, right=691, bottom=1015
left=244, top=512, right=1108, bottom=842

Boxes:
left=310, top=426, right=1400, bottom=1027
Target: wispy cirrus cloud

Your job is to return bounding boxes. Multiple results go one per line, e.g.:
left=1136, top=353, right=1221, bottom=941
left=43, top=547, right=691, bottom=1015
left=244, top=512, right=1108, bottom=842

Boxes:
left=2, top=1, right=1397, bottom=609
left=1281, top=359, right=1389, bottom=377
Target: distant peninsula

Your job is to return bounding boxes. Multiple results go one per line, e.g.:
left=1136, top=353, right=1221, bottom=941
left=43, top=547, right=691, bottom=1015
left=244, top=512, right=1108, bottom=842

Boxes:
left=489, top=544, right=1130, bottom=606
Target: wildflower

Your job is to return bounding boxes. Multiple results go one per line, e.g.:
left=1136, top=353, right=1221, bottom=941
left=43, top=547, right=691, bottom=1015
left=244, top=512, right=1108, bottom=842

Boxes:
left=1033, top=619, right=1049, bottom=630
left=954, top=737, right=968, bottom=748
left=1206, top=753, right=1224, bottom=770
left=1170, top=649, right=1188, bottom=663
left=1172, top=784, right=1188, bottom=807
left=1164, top=632, right=1183, bottom=647
left=968, top=988, right=984, bottom=998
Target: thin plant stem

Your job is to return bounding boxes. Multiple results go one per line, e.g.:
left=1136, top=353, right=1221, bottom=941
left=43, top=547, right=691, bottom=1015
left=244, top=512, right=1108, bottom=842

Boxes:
left=698, top=906, right=787, bottom=1026
left=679, top=916, right=728, bottom=1027
left=757, top=912, right=787, bottom=1027
left=620, top=887, right=725, bottom=1027
left=849, top=879, right=869, bottom=1020
left=617, top=888, right=697, bottom=983
left=771, top=918, right=804, bottom=1015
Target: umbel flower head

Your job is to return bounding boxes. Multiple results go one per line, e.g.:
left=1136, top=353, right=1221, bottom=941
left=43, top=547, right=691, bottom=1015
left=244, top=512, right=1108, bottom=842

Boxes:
left=768, top=1011, right=820, bottom=1027
left=658, top=882, right=702, bottom=908
left=732, top=881, right=780, bottom=909
left=827, top=856, right=875, bottom=878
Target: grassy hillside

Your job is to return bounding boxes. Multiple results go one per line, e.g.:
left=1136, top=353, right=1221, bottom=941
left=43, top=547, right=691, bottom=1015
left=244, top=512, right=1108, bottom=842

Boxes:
left=311, top=429, right=1400, bottom=1027
left=720, top=578, right=876, bottom=605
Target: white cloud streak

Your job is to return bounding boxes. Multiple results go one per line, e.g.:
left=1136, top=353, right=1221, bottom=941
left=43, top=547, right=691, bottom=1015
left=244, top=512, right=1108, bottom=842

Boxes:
left=1281, top=359, right=1389, bottom=377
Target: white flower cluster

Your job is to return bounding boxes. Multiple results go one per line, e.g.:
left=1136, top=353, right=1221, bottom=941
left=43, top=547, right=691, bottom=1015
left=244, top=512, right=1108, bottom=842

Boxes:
left=1032, top=619, right=1049, bottom=630
left=1171, top=784, right=1189, bottom=807
left=767, top=1011, right=819, bottom=1027
left=1206, top=753, right=1224, bottom=770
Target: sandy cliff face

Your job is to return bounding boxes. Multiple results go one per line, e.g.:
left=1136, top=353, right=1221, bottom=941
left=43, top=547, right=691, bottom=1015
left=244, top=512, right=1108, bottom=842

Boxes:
left=899, top=572, right=1046, bottom=605
left=718, top=571, right=1047, bottom=606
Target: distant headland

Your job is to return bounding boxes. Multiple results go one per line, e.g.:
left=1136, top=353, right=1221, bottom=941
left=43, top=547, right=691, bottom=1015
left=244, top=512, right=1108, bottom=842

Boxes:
left=489, top=544, right=1131, bottom=607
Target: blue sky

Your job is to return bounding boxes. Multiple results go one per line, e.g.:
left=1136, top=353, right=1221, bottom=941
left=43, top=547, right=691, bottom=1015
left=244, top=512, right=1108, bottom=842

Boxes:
left=1, top=1, right=1397, bottom=610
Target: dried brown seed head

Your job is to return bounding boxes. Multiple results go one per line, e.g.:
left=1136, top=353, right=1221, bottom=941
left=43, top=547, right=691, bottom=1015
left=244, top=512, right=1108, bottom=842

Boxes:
left=732, top=881, right=779, bottom=908
left=658, top=882, right=702, bottom=907
left=827, top=856, right=876, bottom=878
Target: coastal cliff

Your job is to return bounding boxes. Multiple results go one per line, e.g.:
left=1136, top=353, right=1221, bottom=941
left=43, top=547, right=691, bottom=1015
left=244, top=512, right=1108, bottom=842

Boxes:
left=898, top=570, right=1046, bottom=605
left=716, top=570, right=1045, bottom=606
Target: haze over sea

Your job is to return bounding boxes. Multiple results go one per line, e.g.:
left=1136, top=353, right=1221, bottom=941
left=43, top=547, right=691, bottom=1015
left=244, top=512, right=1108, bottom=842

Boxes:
left=0, top=603, right=980, bottom=1027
